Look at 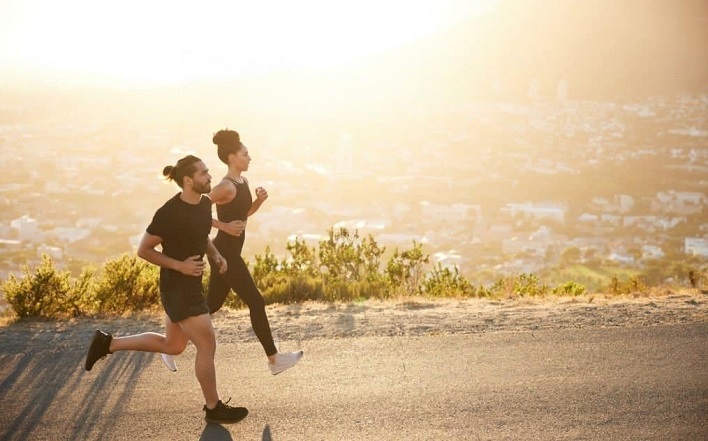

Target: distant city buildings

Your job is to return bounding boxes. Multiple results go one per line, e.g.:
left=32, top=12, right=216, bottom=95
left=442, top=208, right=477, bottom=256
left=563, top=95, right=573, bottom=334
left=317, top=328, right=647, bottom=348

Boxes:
left=10, top=215, right=38, bottom=242
left=685, top=238, right=708, bottom=258
left=0, top=94, right=705, bottom=287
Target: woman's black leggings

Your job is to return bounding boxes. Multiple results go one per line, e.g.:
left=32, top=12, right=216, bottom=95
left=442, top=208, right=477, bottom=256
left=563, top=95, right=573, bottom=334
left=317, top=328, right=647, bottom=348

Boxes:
left=207, top=253, right=277, bottom=356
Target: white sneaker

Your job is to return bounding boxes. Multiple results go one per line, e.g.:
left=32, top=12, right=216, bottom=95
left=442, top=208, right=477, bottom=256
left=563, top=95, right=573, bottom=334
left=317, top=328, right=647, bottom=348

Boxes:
left=268, top=351, right=304, bottom=375
left=161, top=353, right=177, bottom=372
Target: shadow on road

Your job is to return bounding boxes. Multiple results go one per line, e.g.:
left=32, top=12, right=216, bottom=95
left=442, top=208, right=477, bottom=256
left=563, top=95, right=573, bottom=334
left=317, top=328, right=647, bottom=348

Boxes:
left=0, top=327, right=150, bottom=441
left=198, top=424, right=272, bottom=441
left=70, top=351, right=150, bottom=440
left=262, top=425, right=272, bottom=441
left=199, top=423, right=232, bottom=441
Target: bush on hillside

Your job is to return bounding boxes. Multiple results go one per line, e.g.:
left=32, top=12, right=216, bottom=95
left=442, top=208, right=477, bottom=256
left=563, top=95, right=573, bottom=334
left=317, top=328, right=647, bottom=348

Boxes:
left=420, top=264, right=475, bottom=298
left=92, top=254, right=160, bottom=315
left=318, top=227, right=386, bottom=284
left=9, top=228, right=676, bottom=320
left=2, top=254, right=92, bottom=318
left=552, top=281, right=586, bottom=296
left=385, top=242, right=429, bottom=296
left=607, top=275, right=646, bottom=295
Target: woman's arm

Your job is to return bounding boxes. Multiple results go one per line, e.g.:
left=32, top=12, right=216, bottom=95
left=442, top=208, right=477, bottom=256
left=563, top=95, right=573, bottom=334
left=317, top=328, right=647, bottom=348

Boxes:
left=247, top=185, right=268, bottom=217
left=208, top=179, right=233, bottom=205
left=211, top=217, right=246, bottom=236
left=206, top=240, right=227, bottom=274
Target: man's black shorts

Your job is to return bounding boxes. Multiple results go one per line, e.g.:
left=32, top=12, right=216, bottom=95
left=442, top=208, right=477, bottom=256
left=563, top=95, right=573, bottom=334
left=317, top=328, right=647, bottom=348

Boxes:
left=160, top=286, right=210, bottom=322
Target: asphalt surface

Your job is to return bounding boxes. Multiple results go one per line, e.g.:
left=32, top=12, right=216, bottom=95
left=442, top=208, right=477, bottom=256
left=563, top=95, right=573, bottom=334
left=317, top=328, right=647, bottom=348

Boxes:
left=1, top=323, right=706, bottom=441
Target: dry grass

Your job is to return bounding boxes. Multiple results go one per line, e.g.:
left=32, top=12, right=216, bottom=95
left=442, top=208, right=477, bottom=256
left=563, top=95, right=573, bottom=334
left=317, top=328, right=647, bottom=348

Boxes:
left=0, top=285, right=703, bottom=327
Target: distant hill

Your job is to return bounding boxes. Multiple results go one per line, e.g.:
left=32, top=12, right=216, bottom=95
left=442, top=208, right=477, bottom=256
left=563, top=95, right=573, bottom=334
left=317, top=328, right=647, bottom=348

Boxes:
left=364, top=0, right=708, bottom=102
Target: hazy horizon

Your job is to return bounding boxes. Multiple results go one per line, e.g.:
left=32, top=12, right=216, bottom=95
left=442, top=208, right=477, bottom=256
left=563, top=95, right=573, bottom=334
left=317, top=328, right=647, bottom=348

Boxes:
left=0, top=0, right=499, bottom=87
left=2, top=0, right=706, bottom=98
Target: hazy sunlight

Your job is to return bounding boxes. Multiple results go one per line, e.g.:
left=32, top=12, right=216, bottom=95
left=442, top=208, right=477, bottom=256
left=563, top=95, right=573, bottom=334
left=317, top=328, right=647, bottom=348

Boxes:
left=3, top=0, right=497, bottom=85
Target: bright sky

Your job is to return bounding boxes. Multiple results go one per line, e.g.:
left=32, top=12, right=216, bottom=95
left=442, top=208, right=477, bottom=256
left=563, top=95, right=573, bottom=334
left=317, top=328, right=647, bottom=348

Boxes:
left=0, top=0, right=497, bottom=86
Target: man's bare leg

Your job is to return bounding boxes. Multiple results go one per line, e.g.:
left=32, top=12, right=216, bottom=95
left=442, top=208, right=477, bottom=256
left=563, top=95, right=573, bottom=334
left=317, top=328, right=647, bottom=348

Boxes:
left=177, top=313, right=219, bottom=409
left=109, top=315, right=189, bottom=355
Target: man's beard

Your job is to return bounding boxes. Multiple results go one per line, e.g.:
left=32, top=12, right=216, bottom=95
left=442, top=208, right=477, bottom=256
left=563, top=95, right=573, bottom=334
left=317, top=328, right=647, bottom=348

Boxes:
left=193, top=181, right=211, bottom=194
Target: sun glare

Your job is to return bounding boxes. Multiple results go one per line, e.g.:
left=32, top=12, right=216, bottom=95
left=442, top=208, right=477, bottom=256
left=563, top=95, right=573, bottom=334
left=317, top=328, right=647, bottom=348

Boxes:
left=7, top=0, right=497, bottom=85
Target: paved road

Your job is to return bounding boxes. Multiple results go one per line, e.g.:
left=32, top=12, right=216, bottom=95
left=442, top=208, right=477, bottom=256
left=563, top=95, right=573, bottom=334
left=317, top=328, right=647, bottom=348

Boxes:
left=1, top=323, right=706, bottom=441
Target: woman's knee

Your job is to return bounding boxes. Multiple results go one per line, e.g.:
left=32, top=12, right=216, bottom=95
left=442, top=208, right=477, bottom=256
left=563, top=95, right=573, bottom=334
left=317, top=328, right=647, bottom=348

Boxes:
left=239, top=288, right=265, bottom=310
left=247, top=294, right=265, bottom=310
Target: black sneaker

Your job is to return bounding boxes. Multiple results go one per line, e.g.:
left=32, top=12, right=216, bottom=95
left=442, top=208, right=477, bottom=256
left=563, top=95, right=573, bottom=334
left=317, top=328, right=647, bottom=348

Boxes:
left=203, top=399, right=249, bottom=424
left=85, top=330, right=113, bottom=371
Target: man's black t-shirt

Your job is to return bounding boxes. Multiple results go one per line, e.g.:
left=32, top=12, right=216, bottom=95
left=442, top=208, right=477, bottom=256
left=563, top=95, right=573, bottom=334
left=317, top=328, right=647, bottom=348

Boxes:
left=146, top=193, right=212, bottom=293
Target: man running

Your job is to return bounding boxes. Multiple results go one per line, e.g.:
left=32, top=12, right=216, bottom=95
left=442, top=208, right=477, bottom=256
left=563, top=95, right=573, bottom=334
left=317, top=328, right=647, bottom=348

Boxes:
left=84, top=155, right=248, bottom=424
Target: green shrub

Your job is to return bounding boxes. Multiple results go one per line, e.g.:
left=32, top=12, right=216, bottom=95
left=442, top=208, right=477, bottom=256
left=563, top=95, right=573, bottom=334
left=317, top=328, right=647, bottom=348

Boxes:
left=552, top=281, right=586, bottom=296
left=318, top=227, right=385, bottom=284
left=515, top=273, right=549, bottom=297
left=384, top=241, right=429, bottom=296
left=484, top=273, right=551, bottom=298
left=320, top=279, right=355, bottom=302
left=65, top=266, right=98, bottom=317
left=421, top=264, right=475, bottom=298
left=252, top=246, right=282, bottom=285
left=283, top=238, right=319, bottom=278
left=92, top=254, right=160, bottom=314
left=261, top=275, right=325, bottom=304
left=1, top=254, right=85, bottom=318
left=607, top=275, right=646, bottom=295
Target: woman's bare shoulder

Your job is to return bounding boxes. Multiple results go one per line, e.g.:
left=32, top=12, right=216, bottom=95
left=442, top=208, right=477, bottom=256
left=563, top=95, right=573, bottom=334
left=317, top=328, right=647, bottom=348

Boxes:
left=210, top=178, right=237, bottom=204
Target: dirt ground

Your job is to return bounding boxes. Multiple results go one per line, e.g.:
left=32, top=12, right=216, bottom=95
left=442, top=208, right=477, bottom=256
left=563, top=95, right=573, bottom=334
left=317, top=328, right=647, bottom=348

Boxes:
left=2, top=290, right=707, bottom=343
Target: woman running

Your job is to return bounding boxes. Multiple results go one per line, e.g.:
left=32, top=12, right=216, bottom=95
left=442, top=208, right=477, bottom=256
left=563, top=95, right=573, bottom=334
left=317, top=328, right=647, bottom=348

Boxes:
left=207, top=128, right=303, bottom=375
